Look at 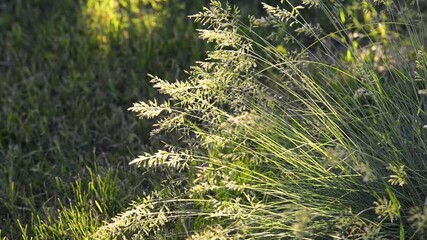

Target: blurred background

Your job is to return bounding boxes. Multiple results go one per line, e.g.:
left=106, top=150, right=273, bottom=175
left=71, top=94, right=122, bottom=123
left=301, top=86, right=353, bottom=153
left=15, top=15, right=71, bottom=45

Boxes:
left=0, top=0, right=206, bottom=238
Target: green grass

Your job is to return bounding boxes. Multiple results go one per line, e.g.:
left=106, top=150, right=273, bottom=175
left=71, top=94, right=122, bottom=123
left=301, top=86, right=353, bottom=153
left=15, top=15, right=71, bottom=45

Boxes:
left=0, top=0, right=206, bottom=238
left=2, top=0, right=426, bottom=239
left=118, top=0, right=427, bottom=238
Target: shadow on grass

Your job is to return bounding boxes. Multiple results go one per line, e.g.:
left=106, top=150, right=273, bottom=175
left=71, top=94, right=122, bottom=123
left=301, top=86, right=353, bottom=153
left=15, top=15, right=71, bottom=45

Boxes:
left=0, top=0, right=205, bottom=238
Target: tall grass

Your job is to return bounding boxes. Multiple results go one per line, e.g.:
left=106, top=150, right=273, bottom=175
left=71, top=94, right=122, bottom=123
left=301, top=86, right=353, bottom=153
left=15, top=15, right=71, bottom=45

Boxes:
left=104, top=0, right=427, bottom=238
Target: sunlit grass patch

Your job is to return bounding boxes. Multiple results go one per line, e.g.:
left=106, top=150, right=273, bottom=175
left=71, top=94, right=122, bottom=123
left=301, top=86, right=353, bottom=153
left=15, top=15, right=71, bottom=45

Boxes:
left=83, top=0, right=168, bottom=48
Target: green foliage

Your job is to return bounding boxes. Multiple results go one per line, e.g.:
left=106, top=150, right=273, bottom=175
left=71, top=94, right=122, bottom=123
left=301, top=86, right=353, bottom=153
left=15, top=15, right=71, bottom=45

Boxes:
left=120, top=0, right=427, bottom=239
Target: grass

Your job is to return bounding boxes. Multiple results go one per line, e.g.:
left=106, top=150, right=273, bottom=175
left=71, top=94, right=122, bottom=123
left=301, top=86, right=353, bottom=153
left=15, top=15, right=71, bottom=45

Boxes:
left=0, top=0, right=207, bottom=238
left=2, top=0, right=427, bottom=239
left=120, top=0, right=427, bottom=238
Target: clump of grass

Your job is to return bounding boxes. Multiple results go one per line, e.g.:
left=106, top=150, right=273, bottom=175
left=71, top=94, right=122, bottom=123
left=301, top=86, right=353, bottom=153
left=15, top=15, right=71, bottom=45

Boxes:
left=108, top=0, right=427, bottom=239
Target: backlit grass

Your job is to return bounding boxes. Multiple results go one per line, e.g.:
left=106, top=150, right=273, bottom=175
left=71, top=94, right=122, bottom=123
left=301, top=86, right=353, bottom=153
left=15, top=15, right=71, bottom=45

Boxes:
left=121, top=0, right=427, bottom=238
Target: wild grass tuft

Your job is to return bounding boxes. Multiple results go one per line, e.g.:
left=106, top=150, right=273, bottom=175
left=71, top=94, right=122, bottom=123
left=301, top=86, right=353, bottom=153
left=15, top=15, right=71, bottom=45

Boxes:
left=118, top=0, right=427, bottom=239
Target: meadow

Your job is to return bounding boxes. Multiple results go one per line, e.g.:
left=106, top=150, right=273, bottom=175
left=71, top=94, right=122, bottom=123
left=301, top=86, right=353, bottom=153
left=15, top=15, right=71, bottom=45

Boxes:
left=0, top=0, right=206, bottom=238
left=1, top=0, right=427, bottom=239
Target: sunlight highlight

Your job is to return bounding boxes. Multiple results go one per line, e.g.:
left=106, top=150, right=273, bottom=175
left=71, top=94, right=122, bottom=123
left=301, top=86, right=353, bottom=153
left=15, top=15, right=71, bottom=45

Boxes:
left=83, top=0, right=167, bottom=48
